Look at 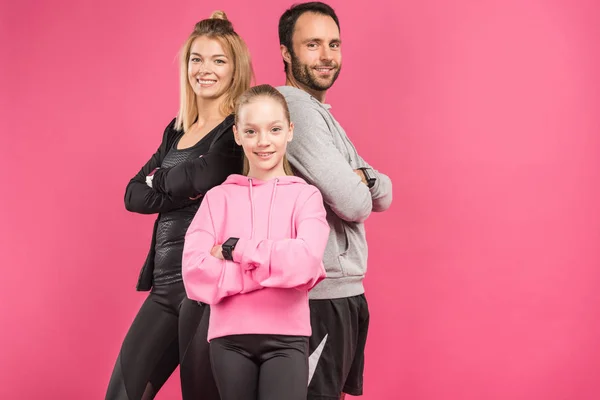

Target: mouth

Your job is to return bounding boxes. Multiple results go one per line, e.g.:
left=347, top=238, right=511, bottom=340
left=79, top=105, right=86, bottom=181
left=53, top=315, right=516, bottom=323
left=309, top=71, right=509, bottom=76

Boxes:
left=254, top=152, right=275, bottom=159
left=197, top=78, right=217, bottom=87
left=314, top=66, right=335, bottom=76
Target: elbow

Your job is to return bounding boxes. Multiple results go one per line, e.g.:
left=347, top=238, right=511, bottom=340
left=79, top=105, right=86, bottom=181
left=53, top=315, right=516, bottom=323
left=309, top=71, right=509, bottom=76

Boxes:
left=124, top=191, right=139, bottom=213
left=124, top=184, right=134, bottom=211
left=304, top=256, right=327, bottom=286
left=124, top=182, right=150, bottom=214
left=373, top=193, right=393, bottom=212
left=294, top=260, right=326, bottom=291
left=124, top=199, right=134, bottom=212
left=124, top=194, right=136, bottom=212
left=346, top=191, right=373, bottom=222
left=185, top=287, right=220, bottom=305
left=311, top=261, right=327, bottom=285
left=345, top=201, right=373, bottom=223
left=332, top=199, right=372, bottom=223
left=124, top=195, right=150, bottom=215
left=353, top=211, right=371, bottom=223
left=182, top=267, right=221, bottom=305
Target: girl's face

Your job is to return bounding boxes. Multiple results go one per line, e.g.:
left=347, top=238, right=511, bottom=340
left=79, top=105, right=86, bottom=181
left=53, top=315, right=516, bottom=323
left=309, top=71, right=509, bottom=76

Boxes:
left=187, top=36, right=234, bottom=100
left=234, top=97, right=294, bottom=178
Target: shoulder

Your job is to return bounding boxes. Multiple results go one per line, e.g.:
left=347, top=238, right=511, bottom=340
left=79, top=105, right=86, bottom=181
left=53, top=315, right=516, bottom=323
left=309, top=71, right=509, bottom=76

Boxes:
left=277, top=86, right=322, bottom=110
left=161, top=117, right=181, bottom=146
left=205, top=177, right=242, bottom=199
left=211, top=114, right=236, bottom=143
left=204, top=184, right=226, bottom=199
left=298, top=183, right=324, bottom=203
left=218, top=114, right=235, bottom=134
left=293, top=184, right=326, bottom=217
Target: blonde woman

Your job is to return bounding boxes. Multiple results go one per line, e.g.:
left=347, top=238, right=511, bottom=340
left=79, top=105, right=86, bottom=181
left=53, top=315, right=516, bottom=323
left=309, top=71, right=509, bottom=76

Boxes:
left=106, top=11, right=253, bottom=400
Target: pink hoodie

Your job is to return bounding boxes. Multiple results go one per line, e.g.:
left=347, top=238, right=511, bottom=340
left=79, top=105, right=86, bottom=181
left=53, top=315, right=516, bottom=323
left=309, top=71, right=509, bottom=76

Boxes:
left=182, top=174, right=329, bottom=341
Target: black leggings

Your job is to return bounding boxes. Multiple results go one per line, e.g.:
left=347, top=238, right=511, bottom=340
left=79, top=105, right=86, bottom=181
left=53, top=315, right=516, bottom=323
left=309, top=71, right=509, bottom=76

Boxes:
left=210, top=334, right=309, bottom=400
left=105, top=282, right=219, bottom=400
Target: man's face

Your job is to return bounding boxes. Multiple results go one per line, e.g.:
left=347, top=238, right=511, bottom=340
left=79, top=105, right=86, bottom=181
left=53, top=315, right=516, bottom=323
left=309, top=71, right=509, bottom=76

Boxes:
left=288, top=12, right=342, bottom=92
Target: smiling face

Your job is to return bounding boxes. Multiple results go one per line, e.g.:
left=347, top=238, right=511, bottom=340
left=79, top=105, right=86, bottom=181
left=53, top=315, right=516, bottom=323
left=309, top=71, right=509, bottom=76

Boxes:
left=286, top=12, right=342, bottom=94
left=187, top=36, right=234, bottom=101
left=233, top=96, right=294, bottom=180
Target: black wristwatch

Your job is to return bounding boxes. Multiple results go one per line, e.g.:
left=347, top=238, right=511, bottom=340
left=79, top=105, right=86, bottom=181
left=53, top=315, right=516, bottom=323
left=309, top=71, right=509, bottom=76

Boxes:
left=221, top=237, right=239, bottom=261
left=358, top=167, right=376, bottom=188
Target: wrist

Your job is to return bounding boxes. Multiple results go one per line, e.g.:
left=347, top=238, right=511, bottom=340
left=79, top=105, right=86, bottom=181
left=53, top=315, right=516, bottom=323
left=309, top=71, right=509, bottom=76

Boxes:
left=146, top=168, right=160, bottom=188
left=221, top=237, right=239, bottom=261
left=358, top=167, right=376, bottom=188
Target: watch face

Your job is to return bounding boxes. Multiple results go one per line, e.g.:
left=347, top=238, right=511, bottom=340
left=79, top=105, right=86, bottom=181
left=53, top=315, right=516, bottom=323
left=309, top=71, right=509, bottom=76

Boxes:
left=225, top=237, right=239, bottom=246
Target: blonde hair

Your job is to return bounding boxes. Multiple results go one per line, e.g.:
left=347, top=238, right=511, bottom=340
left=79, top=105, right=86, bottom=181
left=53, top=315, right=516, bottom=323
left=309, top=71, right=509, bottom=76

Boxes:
left=234, top=84, right=294, bottom=176
left=176, top=11, right=254, bottom=132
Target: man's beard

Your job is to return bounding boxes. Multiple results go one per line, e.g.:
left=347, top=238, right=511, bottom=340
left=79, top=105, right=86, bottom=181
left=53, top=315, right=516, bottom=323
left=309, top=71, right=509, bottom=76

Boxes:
left=290, top=51, right=341, bottom=92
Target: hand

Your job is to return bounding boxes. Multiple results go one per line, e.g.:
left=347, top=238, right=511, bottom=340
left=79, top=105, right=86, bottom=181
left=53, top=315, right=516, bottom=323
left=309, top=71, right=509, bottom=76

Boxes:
left=211, top=245, right=224, bottom=260
left=354, top=169, right=368, bottom=186
left=145, top=175, right=154, bottom=188
left=145, top=168, right=160, bottom=188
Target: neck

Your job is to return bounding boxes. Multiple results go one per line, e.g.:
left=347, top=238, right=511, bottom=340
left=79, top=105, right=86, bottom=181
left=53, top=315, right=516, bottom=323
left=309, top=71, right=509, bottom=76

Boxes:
left=247, top=166, right=287, bottom=181
left=195, top=96, right=227, bottom=125
left=285, top=74, right=327, bottom=103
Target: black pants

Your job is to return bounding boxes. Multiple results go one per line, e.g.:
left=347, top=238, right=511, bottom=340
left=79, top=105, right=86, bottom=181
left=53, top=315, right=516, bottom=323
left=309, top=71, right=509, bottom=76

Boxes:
left=210, top=334, right=309, bottom=400
left=105, top=282, right=219, bottom=400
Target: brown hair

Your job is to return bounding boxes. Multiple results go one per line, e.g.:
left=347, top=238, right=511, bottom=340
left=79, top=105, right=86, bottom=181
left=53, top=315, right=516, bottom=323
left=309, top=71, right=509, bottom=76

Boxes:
left=234, top=84, right=294, bottom=176
left=176, top=11, right=254, bottom=132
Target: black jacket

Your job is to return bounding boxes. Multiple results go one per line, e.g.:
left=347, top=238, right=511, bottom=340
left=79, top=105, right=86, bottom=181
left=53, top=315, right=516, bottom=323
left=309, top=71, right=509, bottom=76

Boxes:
left=124, top=115, right=242, bottom=291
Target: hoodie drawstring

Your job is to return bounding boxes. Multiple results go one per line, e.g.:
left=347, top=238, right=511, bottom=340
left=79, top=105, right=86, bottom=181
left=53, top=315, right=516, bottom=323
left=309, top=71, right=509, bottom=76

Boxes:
left=247, top=177, right=279, bottom=239
left=248, top=178, right=255, bottom=239
left=267, top=179, right=278, bottom=239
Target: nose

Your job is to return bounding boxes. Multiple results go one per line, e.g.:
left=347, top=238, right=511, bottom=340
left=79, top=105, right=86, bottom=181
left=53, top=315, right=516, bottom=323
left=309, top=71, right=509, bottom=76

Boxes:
left=257, top=131, right=270, bottom=147
left=320, top=46, right=333, bottom=62
left=197, top=62, right=211, bottom=75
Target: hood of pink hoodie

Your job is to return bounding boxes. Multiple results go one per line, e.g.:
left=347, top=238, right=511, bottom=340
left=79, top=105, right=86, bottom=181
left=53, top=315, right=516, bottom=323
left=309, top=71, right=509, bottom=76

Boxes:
left=220, top=174, right=308, bottom=239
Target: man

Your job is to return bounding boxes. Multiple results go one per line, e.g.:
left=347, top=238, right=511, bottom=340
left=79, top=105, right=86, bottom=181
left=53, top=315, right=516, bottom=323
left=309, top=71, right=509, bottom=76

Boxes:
left=277, top=3, right=393, bottom=399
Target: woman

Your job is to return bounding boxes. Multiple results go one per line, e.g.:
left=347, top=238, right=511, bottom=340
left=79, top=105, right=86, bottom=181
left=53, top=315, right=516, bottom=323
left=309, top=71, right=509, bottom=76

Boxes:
left=182, top=84, right=329, bottom=400
left=105, top=11, right=253, bottom=400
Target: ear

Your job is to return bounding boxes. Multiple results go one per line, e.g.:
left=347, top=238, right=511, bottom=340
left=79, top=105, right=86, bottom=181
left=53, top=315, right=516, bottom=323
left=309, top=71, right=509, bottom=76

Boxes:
left=287, top=121, right=294, bottom=142
left=281, top=44, right=292, bottom=67
left=233, top=125, right=242, bottom=146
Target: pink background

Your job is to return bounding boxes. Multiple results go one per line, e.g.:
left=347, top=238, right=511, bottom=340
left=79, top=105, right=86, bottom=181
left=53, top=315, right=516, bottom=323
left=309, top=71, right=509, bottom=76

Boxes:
left=1, top=0, right=599, bottom=399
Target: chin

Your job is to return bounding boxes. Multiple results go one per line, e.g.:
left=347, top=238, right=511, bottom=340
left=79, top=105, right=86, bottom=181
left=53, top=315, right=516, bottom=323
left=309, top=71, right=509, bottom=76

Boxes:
left=197, top=91, right=218, bottom=99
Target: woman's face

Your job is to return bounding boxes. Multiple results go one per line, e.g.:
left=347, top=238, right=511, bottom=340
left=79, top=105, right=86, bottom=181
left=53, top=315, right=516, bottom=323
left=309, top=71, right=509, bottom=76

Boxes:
left=187, top=36, right=234, bottom=101
left=234, top=97, right=294, bottom=177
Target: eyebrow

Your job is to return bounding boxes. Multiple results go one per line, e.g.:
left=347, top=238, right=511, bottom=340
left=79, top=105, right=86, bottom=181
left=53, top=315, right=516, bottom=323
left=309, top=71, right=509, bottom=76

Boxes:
left=242, top=120, right=286, bottom=127
left=190, top=52, right=228, bottom=58
left=301, top=38, right=341, bottom=44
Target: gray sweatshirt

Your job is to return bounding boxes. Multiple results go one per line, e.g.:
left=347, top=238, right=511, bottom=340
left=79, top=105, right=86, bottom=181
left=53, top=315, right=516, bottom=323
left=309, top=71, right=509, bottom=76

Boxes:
left=277, top=86, right=393, bottom=299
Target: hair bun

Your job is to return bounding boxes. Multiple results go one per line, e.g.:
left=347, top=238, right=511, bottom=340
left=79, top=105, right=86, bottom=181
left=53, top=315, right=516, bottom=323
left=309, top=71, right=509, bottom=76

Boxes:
left=210, top=10, right=228, bottom=20
left=193, top=10, right=234, bottom=35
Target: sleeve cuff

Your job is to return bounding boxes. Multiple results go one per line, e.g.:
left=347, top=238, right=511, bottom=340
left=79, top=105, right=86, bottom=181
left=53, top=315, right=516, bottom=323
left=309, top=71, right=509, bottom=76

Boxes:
left=151, top=169, right=165, bottom=192
left=232, top=238, right=248, bottom=264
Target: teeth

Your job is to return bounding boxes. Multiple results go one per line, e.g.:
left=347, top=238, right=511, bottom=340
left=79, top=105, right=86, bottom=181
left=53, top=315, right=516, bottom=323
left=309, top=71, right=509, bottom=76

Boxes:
left=199, top=80, right=216, bottom=84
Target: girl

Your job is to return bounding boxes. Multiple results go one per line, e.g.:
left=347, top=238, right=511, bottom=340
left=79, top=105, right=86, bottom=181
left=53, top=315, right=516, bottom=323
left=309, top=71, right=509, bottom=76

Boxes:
left=182, top=84, right=329, bottom=400
left=106, top=11, right=253, bottom=400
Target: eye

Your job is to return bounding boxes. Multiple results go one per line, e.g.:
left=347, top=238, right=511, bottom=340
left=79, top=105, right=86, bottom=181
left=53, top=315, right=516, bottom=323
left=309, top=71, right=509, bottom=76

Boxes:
left=330, top=42, right=340, bottom=49
left=191, top=57, right=201, bottom=63
left=215, top=59, right=226, bottom=64
left=307, top=43, right=318, bottom=49
left=245, top=129, right=255, bottom=135
left=271, top=127, right=282, bottom=133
